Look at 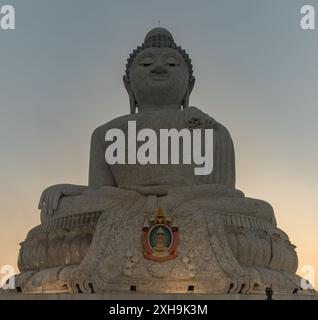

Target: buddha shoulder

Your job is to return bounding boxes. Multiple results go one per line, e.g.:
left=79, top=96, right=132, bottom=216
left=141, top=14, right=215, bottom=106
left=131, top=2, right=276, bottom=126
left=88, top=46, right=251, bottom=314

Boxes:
left=90, top=113, right=137, bottom=140
left=90, top=108, right=232, bottom=142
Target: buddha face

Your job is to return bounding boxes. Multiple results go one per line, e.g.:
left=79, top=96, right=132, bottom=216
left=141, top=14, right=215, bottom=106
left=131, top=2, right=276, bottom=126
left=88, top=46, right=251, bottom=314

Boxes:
left=128, top=47, right=191, bottom=110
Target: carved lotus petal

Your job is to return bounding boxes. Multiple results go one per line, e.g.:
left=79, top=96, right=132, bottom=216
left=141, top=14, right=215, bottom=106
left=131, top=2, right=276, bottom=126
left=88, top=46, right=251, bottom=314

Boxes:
left=126, top=250, right=133, bottom=257
left=125, top=260, right=134, bottom=268
left=188, top=263, right=195, bottom=270
left=182, top=256, right=190, bottom=264
left=188, top=250, right=195, bottom=258
left=189, top=270, right=196, bottom=277
left=148, top=264, right=173, bottom=278
left=131, top=255, right=139, bottom=263
left=123, top=268, right=133, bottom=276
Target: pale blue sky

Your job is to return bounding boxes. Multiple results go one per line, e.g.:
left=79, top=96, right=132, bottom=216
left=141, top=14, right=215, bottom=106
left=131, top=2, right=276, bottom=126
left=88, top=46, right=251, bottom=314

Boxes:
left=0, top=0, right=317, bottom=285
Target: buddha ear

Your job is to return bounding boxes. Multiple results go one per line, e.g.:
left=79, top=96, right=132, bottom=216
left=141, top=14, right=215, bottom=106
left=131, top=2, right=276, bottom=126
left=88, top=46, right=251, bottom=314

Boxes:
left=189, top=77, right=195, bottom=94
left=123, top=75, right=137, bottom=114
left=182, top=77, right=195, bottom=109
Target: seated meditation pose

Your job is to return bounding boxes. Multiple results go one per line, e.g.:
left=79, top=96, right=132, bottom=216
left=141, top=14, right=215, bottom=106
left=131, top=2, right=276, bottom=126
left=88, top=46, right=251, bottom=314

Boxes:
left=15, top=28, right=307, bottom=295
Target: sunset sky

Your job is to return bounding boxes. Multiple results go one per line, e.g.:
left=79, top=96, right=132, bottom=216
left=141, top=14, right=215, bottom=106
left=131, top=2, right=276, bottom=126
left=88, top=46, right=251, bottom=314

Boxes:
left=0, top=0, right=317, bottom=289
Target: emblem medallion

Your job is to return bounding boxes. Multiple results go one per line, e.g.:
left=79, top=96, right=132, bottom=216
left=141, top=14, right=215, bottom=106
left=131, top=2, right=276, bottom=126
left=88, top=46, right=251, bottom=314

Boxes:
left=143, top=207, right=178, bottom=262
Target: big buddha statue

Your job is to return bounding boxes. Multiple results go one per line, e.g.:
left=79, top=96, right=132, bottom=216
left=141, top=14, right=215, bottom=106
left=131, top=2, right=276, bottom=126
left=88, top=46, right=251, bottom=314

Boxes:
left=15, top=28, right=309, bottom=295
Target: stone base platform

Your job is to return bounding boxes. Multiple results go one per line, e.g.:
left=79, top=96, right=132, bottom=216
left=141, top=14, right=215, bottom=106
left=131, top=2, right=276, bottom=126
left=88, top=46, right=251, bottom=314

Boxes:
left=15, top=185, right=313, bottom=295
left=0, top=293, right=317, bottom=300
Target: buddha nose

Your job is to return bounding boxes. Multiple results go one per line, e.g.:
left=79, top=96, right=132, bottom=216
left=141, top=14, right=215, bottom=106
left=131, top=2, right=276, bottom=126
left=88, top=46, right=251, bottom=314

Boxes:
left=151, top=65, right=168, bottom=75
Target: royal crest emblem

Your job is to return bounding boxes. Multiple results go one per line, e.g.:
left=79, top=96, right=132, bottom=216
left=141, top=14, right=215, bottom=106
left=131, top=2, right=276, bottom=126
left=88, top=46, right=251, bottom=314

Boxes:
left=143, top=207, right=178, bottom=262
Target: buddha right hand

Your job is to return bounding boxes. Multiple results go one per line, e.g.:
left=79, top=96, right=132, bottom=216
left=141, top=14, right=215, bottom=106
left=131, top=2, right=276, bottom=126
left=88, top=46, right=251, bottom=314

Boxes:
left=38, top=184, right=87, bottom=216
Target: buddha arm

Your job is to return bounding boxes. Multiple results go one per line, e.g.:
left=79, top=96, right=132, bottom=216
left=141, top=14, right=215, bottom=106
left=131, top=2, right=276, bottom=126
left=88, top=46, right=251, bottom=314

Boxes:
left=88, top=127, right=116, bottom=187
left=212, top=122, right=236, bottom=187
left=183, top=107, right=235, bottom=187
left=197, top=122, right=236, bottom=188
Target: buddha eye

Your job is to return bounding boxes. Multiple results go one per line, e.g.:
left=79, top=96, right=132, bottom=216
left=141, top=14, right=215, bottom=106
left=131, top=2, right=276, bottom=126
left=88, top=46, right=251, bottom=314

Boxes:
left=165, top=56, right=180, bottom=67
left=138, top=56, right=154, bottom=67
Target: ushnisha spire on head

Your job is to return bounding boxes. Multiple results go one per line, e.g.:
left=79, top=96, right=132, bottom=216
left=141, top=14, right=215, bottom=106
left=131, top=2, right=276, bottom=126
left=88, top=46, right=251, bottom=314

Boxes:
left=124, top=27, right=194, bottom=83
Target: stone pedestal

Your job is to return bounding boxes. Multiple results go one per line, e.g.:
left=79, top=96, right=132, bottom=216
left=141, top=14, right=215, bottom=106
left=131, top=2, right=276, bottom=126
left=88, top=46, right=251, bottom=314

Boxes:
left=15, top=185, right=313, bottom=296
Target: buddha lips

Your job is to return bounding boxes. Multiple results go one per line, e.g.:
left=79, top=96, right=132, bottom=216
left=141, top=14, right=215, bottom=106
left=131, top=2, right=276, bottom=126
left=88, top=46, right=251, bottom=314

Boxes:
left=105, top=121, right=214, bottom=175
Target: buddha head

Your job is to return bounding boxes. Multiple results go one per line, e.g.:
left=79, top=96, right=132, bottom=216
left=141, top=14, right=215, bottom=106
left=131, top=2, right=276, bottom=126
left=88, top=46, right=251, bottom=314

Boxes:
left=123, top=27, right=195, bottom=114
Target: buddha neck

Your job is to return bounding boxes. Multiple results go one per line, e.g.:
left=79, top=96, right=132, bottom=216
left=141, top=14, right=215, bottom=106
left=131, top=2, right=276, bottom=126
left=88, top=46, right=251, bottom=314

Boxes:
left=137, top=104, right=182, bottom=113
